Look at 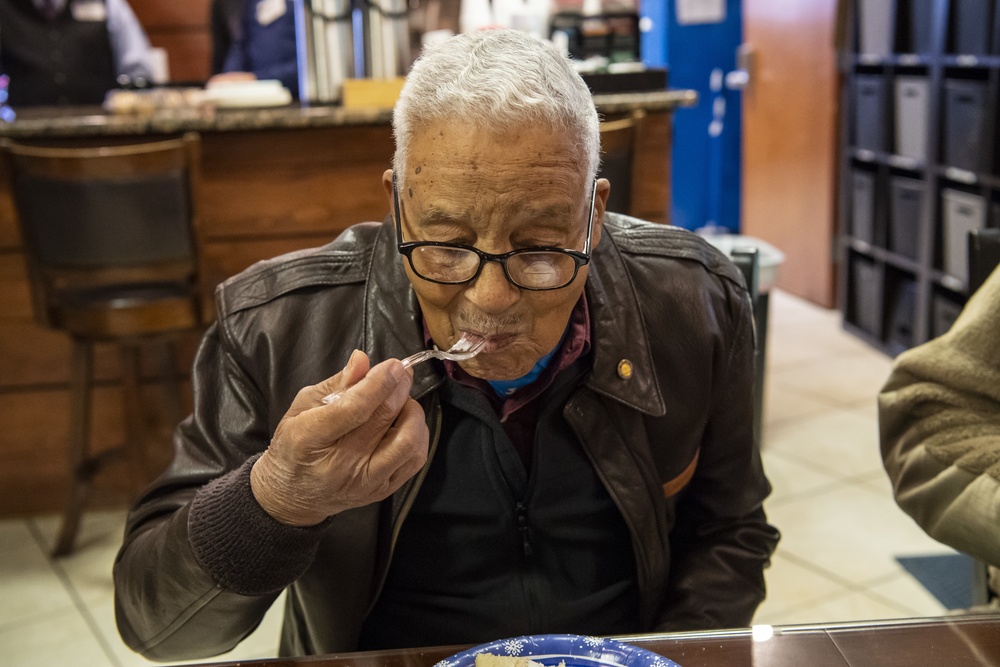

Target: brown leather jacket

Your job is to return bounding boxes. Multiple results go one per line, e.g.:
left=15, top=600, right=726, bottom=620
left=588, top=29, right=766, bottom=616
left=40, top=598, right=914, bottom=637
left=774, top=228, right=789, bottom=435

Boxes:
left=113, top=214, right=779, bottom=661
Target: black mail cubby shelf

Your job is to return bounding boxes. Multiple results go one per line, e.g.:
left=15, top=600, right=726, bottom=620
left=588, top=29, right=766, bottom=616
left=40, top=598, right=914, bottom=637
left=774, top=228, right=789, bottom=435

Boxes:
left=840, top=0, right=1000, bottom=355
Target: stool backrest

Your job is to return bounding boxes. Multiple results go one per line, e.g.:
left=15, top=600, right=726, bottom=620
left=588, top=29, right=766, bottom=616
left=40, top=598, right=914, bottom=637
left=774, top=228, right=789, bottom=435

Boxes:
left=1, top=133, right=204, bottom=328
left=599, top=110, right=644, bottom=216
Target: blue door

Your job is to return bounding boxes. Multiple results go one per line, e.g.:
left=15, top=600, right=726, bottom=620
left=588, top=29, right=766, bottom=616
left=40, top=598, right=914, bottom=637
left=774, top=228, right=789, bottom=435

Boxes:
left=642, top=0, right=744, bottom=232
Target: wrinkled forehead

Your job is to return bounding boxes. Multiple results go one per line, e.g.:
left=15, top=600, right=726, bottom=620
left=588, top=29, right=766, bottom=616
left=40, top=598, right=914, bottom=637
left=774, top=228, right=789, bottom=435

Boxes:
left=401, top=120, right=589, bottom=190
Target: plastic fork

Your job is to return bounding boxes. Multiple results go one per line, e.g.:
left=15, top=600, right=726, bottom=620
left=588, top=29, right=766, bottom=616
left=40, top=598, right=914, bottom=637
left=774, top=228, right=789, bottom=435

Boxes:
left=320, top=332, right=487, bottom=405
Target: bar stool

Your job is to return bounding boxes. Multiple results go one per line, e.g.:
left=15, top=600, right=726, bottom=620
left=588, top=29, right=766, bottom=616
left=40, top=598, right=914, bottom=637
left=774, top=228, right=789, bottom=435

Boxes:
left=0, top=133, right=206, bottom=556
left=599, top=109, right=645, bottom=215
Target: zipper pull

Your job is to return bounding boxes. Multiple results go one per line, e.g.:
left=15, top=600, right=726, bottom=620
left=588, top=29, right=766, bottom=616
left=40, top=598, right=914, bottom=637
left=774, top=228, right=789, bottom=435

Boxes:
left=515, top=502, right=533, bottom=558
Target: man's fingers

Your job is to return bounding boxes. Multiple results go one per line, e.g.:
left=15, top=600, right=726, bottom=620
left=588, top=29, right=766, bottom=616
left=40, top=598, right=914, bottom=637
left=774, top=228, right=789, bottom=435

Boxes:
left=365, top=398, right=429, bottom=496
left=294, top=358, right=411, bottom=445
left=288, top=350, right=371, bottom=417
left=331, top=359, right=412, bottom=440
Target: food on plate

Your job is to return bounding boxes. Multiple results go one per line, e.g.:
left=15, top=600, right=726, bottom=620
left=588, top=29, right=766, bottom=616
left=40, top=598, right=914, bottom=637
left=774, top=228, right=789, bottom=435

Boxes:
left=475, top=654, right=552, bottom=667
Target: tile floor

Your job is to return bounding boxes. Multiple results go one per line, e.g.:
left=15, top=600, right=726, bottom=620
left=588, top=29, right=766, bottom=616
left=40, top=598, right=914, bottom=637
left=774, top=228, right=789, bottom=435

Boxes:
left=0, top=289, right=956, bottom=666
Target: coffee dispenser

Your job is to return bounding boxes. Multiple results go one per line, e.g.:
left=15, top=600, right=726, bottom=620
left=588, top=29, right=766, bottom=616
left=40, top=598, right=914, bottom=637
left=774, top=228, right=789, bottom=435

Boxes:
left=295, top=0, right=411, bottom=104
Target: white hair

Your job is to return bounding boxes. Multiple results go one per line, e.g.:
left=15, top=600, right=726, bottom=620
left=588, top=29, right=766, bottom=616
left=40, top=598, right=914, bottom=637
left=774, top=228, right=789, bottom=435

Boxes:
left=392, top=30, right=600, bottom=188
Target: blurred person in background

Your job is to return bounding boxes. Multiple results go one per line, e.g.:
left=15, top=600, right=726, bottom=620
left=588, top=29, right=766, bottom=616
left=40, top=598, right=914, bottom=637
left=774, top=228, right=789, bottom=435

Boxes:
left=0, top=0, right=154, bottom=106
left=209, top=0, right=298, bottom=98
left=210, top=0, right=245, bottom=75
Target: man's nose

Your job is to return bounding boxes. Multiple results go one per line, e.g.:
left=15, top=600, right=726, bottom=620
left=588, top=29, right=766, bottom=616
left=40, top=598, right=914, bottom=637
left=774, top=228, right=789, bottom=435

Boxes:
left=464, top=260, right=520, bottom=314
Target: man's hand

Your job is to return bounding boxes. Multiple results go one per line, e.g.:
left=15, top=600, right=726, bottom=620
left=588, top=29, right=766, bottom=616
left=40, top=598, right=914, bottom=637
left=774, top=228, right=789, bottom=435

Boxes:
left=250, top=350, right=429, bottom=526
left=206, top=71, right=258, bottom=86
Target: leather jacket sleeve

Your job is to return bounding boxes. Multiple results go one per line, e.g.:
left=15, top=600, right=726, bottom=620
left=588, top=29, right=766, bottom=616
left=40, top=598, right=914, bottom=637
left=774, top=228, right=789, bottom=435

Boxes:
left=653, top=268, right=779, bottom=630
left=113, top=320, right=325, bottom=661
left=880, top=267, right=1000, bottom=568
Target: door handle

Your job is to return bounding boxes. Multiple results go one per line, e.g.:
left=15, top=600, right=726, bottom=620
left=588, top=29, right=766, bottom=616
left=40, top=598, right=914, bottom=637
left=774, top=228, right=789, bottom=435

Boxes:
left=725, top=69, right=750, bottom=89
left=726, top=43, right=754, bottom=92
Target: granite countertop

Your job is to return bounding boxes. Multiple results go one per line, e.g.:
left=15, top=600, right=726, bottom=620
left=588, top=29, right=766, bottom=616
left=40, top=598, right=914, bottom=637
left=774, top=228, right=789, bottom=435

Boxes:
left=0, top=89, right=697, bottom=138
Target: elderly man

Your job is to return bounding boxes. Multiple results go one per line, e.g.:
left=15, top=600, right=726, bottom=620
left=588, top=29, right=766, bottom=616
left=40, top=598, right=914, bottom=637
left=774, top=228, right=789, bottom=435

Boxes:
left=114, top=30, right=778, bottom=661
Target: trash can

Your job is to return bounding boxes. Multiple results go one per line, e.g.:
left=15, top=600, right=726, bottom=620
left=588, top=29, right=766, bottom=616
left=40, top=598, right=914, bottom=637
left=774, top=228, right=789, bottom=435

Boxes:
left=699, top=234, right=785, bottom=450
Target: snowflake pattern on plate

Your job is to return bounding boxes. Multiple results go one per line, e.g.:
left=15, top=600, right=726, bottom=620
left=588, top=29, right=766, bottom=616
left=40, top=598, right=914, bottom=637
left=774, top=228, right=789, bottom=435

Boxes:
left=502, top=639, right=526, bottom=655
left=433, top=634, right=682, bottom=667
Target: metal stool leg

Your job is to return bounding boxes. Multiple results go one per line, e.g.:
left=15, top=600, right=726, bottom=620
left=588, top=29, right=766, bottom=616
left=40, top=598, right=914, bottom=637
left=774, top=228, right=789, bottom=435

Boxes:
left=52, top=339, right=94, bottom=558
left=119, top=343, right=152, bottom=491
left=159, top=341, right=184, bottom=438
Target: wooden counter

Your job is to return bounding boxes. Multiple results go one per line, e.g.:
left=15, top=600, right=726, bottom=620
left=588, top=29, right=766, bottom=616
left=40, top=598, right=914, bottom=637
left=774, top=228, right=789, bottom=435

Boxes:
left=0, top=90, right=695, bottom=516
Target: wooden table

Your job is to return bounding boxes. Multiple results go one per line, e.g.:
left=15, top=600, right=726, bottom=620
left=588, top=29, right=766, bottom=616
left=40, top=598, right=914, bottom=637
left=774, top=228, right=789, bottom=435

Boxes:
left=178, top=615, right=1000, bottom=667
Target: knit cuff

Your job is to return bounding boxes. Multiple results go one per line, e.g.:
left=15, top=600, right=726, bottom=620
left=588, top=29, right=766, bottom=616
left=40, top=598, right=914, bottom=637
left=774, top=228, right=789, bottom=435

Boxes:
left=188, top=454, right=329, bottom=596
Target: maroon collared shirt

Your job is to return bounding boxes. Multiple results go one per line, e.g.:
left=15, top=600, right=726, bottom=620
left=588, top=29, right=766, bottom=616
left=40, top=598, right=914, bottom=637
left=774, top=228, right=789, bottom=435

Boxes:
left=422, top=296, right=591, bottom=471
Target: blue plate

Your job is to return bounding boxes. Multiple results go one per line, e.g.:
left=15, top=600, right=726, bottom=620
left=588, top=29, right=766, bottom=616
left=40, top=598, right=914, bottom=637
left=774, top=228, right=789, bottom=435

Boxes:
left=434, top=634, right=682, bottom=667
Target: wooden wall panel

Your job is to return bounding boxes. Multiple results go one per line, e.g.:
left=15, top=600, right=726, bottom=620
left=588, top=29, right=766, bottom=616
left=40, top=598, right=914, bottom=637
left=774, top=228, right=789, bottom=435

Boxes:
left=195, top=125, right=394, bottom=299
left=200, top=126, right=395, bottom=171
left=629, top=110, right=671, bottom=225
left=0, top=191, right=20, bottom=250
left=198, top=127, right=391, bottom=236
left=0, top=384, right=187, bottom=516
left=0, top=323, right=200, bottom=389
left=200, top=170, right=387, bottom=238
left=131, top=0, right=212, bottom=28
left=149, top=32, right=213, bottom=84
left=129, top=0, right=215, bottom=83
left=0, top=251, right=33, bottom=321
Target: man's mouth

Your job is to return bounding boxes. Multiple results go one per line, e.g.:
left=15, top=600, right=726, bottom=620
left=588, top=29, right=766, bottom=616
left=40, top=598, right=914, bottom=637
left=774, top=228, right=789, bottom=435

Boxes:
left=460, top=330, right=519, bottom=353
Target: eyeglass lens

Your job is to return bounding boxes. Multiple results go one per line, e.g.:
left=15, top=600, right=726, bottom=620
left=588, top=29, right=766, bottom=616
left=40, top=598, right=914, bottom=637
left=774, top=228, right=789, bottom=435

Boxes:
left=409, top=246, right=579, bottom=289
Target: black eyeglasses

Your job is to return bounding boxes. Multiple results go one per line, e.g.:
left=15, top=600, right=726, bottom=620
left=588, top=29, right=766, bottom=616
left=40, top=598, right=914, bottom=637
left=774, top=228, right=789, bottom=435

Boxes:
left=393, top=173, right=596, bottom=291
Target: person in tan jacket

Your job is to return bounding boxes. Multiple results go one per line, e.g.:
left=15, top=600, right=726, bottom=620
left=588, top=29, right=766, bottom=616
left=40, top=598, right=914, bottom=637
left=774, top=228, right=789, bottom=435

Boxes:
left=880, top=265, right=1000, bottom=604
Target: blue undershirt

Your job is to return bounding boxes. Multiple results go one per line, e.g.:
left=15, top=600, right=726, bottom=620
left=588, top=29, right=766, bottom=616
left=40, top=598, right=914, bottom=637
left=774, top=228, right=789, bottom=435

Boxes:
left=487, top=347, right=558, bottom=398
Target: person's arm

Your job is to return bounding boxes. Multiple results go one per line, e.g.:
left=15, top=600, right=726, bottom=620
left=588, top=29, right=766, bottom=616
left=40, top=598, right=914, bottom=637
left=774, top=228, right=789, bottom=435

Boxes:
left=114, top=307, right=427, bottom=661
left=243, top=3, right=298, bottom=93
left=654, top=272, right=779, bottom=630
left=113, top=322, right=316, bottom=661
left=212, top=0, right=245, bottom=73
left=220, top=0, right=253, bottom=74
left=104, top=0, right=154, bottom=80
left=879, top=266, right=1000, bottom=567
left=213, top=2, right=299, bottom=97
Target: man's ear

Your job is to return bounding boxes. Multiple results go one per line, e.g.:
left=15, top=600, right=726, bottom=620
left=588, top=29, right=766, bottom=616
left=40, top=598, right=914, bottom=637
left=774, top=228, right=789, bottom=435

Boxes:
left=592, top=177, right=611, bottom=248
left=381, top=169, right=394, bottom=210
